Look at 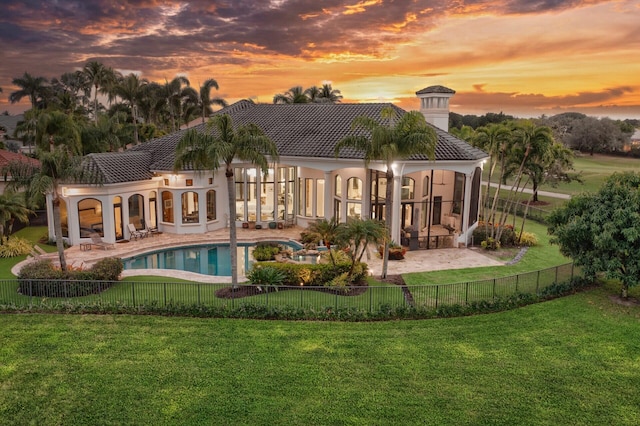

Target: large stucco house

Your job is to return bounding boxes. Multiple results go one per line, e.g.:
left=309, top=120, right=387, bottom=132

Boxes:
left=50, top=85, right=488, bottom=249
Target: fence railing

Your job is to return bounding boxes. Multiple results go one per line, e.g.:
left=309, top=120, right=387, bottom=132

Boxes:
left=490, top=198, right=551, bottom=224
left=0, top=263, right=577, bottom=314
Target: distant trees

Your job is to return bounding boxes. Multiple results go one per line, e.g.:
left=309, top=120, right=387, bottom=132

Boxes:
left=5, top=61, right=228, bottom=153
left=273, top=83, right=342, bottom=104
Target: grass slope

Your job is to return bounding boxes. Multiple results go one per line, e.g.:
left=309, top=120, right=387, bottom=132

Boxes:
left=1, top=289, right=639, bottom=425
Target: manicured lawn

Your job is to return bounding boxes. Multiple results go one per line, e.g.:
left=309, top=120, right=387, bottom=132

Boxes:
left=1, top=288, right=639, bottom=425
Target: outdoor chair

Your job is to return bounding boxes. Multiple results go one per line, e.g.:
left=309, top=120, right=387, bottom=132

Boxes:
left=127, top=223, right=148, bottom=240
left=89, top=233, right=115, bottom=250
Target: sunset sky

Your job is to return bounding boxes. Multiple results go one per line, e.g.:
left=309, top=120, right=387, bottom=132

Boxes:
left=1, top=0, right=639, bottom=119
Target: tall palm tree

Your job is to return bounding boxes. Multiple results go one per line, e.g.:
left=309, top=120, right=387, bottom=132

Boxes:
left=2, top=145, right=97, bottom=270
left=319, top=83, right=343, bottom=103
left=305, top=86, right=321, bottom=103
left=112, top=73, right=148, bottom=144
left=335, top=106, right=437, bottom=278
left=174, top=114, right=279, bottom=287
left=83, top=61, right=108, bottom=124
left=9, top=72, right=49, bottom=110
left=35, top=111, right=82, bottom=154
left=472, top=122, right=511, bottom=217
left=273, top=86, right=309, bottom=104
left=14, top=109, right=38, bottom=154
left=164, top=76, right=191, bottom=132
left=304, top=217, right=343, bottom=266
left=199, top=79, right=227, bottom=123
left=0, top=191, right=33, bottom=244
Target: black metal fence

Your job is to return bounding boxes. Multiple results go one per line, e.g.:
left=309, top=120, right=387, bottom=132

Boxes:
left=0, top=263, right=576, bottom=313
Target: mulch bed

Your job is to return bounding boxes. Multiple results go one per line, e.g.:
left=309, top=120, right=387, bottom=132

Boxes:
left=215, top=280, right=369, bottom=299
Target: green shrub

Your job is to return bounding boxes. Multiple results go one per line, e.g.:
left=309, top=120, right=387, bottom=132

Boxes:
left=325, top=272, right=350, bottom=293
left=17, top=257, right=123, bottom=297
left=88, top=257, right=124, bottom=281
left=518, top=231, right=539, bottom=247
left=473, top=222, right=517, bottom=247
left=254, top=261, right=367, bottom=287
left=0, top=237, right=32, bottom=258
left=247, top=265, right=286, bottom=286
left=252, top=242, right=281, bottom=261
left=481, top=237, right=501, bottom=250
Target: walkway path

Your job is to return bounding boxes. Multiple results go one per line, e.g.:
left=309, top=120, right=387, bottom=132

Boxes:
left=13, top=226, right=503, bottom=283
left=485, top=182, right=571, bottom=200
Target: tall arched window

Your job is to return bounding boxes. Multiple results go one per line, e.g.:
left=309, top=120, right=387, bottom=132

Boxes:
left=401, top=177, right=415, bottom=200
left=128, top=194, right=145, bottom=229
left=161, top=191, right=174, bottom=223
left=335, top=175, right=342, bottom=197
left=346, top=177, right=362, bottom=219
left=206, top=190, right=216, bottom=221
left=182, top=191, right=199, bottom=223
left=78, top=198, right=103, bottom=237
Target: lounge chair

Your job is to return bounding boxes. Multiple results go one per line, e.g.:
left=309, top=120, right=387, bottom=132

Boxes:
left=127, top=223, right=148, bottom=240
left=89, top=233, right=115, bottom=250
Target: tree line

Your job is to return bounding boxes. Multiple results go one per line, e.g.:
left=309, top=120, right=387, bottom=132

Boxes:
left=1, top=62, right=343, bottom=156
left=450, top=111, right=639, bottom=157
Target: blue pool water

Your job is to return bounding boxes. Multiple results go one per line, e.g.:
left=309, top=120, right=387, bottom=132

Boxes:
left=123, top=241, right=307, bottom=276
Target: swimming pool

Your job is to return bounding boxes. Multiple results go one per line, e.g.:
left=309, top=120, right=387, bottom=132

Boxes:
left=123, top=241, right=307, bottom=277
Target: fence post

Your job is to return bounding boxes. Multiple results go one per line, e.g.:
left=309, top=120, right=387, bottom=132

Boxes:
left=335, top=291, right=338, bottom=310
left=369, top=286, right=373, bottom=312
left=536, top=270, right=540, bottom=294
left=132, top=282, right=136, bottom=307
left=493, top=278, right=496, bottom=300
left=465, top=282, right=469, bottom=305
left=435, top=285, right=439, bottom=310
left=197, top=284, right=201, bottom=305
left=163, top=282, right=167, bottom=306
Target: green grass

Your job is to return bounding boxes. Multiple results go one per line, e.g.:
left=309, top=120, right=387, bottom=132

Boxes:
left=1, top=288, right=639, bottom=425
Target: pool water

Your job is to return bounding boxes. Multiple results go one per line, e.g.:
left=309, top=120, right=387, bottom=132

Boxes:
left=123, top=241, right=305, bottom=277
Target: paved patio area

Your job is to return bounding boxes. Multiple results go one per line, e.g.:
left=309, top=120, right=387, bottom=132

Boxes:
left=14, top=226, right=503, bottom=283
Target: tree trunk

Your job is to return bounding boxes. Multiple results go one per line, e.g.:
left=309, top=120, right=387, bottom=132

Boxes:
left=52, top=195, right=67, bottom=271
left=226, top=166, right=238, bottom=288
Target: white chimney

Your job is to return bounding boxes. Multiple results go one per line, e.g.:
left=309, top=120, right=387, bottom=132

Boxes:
left=416, top=85, right=455, bottom=132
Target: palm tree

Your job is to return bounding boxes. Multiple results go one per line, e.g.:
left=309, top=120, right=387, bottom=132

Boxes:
left=174, top=114, right=279, bottom=287
left=304, top=86, right=321, bottom=103
left=0, top=191, right=33, bottom=244
left=14, top=109, right=38, bottom=154
left=472, top=122, right=511, bottom=217
left=336, top=218, right=385, bottom=277
left=9, top=72, right=49, bottom=110
left=319, top=83, right=343, bottom=103
left=2, top=145, right=96, bottom=270
left=304, top=217, right=343, bottom=266
left=83, top=61, right=109, bottom=124
left=335, top=106, right=437, bottom=278
left=112, top=73, right=148, bottom=144
left=164, top=76, right=192, bottom=132
left=35, top=111, right=82, bottom=154
left=273, top=86, right=309, bottom=104
left=199, top=79, right=228, bottom=123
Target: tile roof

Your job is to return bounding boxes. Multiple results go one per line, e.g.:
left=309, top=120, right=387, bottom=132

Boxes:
left=90, top=102, right=488, bottom=183
left=83, top=151, right=153, bottom=183
left=0, top=149, right=40, bottom=169
left=416, top=85, right=456, bottom=95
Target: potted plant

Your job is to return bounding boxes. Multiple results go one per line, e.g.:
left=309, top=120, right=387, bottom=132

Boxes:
left=378, top=241, right=407, bottom=260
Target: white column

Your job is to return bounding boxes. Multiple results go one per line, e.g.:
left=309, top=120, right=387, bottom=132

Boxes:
left=391, top=175, right=402, bottom=244
left=460, top=172, right=474, bottom=247
left=324, top=171, right=332, bottom=219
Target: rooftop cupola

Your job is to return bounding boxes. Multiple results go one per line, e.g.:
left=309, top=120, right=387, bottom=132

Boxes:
left=416, top=85, right=455, bottom=132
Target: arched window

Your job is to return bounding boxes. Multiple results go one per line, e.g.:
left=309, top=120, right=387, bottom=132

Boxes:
left=128, top=194, right=145, bottom=229
left=206, top=190, right=216, bottom=221
left=182, top=191, right=199, bottom=223
left=161, top=191, right=174, bottom=223
left=78, top=198, right=103, bottom=237
left=401, top=177, right=415, bottom=200
left=422, top=175, right=430, bottom=197
left=347, top=177, right=362, bottom=200
left=335, top=175, right=342, bottom=197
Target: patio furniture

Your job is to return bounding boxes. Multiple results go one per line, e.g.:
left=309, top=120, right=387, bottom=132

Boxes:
left=89, top=233, right=115, bottom=250
left=127, top=223, right=148, bottom=240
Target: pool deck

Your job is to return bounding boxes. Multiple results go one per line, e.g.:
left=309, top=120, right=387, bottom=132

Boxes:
left=14, top=226, right=503, bottom=283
